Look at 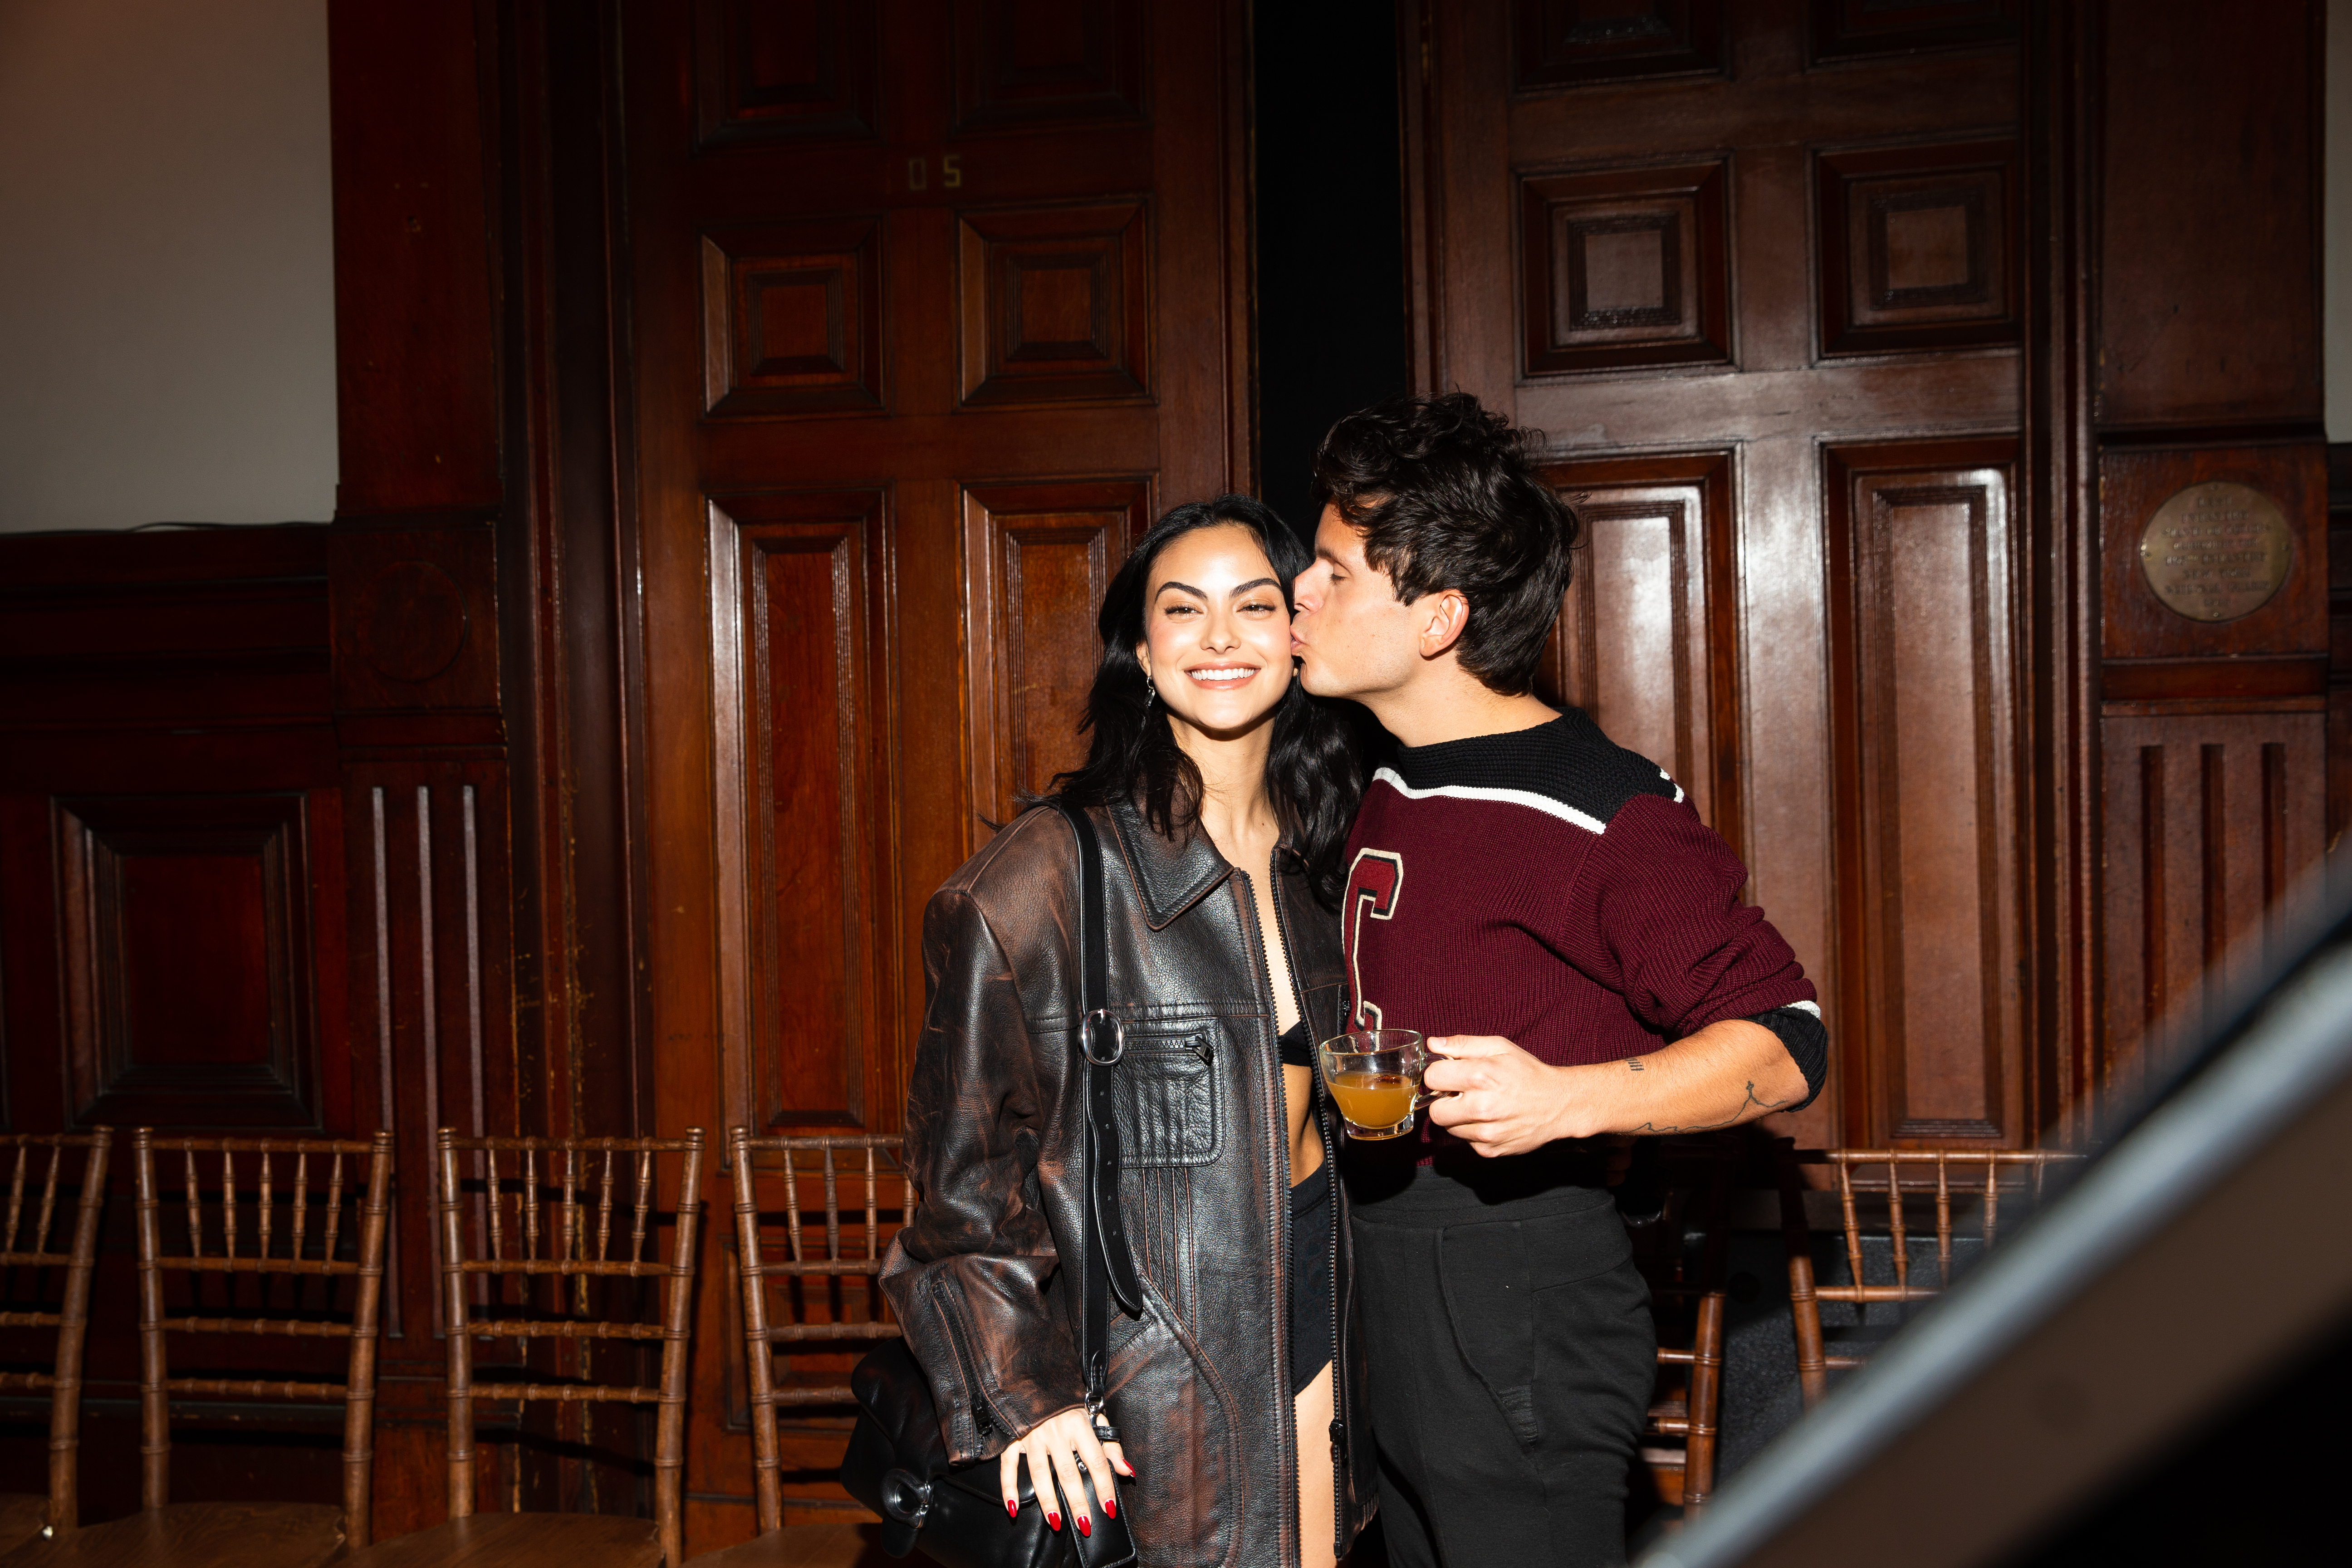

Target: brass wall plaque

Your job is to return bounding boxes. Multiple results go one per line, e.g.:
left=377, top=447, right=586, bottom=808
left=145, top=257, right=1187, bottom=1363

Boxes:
left=2137, top=481, right=2293, bottom=622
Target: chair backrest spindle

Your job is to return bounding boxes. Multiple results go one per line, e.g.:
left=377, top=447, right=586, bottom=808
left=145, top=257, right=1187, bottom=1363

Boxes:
left=5, top=1144, right=27, bottom=1252
left=597, top=1149, right=617, bottom=1262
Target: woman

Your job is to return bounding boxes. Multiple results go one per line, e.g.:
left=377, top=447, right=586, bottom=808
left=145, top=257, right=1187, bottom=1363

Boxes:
left=880, top=496, right=1373, bottom=1568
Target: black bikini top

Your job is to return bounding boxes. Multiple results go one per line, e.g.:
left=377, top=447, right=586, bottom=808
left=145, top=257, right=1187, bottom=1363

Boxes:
left=1277, top=1017, right=1313, bottom=1068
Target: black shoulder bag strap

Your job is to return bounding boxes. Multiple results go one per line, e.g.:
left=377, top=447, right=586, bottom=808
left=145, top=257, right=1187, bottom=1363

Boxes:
left=1050, top=798, right=1146, bottom=1438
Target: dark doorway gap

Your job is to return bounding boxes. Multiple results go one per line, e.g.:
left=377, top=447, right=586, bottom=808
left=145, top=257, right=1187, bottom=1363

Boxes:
left=1251, top=0, right=1410, bottom=545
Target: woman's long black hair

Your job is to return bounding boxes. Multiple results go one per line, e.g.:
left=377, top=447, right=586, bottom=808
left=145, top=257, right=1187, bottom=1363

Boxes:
left=1049, top=495, right=1364, bottom=907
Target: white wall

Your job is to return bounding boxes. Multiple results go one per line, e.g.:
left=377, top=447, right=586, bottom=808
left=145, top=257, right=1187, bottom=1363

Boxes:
left=2331, top=0, right=2352, bottom=441
left=0, top=0, right=336, bottom=532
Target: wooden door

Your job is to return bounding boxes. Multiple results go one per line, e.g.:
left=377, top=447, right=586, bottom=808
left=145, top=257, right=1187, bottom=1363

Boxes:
left=1409, top=1, right=2037, bottom=1149
left=617, top=1, right=1250, bottom=1549
left=1405, top=0, right=2329, bottom=1149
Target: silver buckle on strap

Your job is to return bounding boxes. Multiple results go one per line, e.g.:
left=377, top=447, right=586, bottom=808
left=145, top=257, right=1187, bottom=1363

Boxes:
left=1082, top=1009, right=1125, bottom=1066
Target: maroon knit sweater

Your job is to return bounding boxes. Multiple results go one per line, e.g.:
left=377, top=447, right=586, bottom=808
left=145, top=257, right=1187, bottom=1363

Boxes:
left=1343, top=709, right=1817, bottom=1152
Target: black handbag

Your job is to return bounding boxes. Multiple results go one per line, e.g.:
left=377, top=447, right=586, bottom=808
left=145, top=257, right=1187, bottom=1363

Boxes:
left=843, top=799, right=1144, bottom=1568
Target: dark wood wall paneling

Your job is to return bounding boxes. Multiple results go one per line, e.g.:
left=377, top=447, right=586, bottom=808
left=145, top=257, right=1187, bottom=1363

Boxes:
left=2332, top=445, right=2352, bottom=857
left=2, top=0, right=633, bottom=1536
left=2089, top=0, right=2329, bottom=1101
left=1401, top=0, right=2329, bottom=1145
left=326, top=0, right=526, bottom=1533
left=0, top=526, right=352, bottom=1518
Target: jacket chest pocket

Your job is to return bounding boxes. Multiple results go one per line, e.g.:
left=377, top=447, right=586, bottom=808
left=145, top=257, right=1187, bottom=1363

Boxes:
left=1112, top=1029, right=1220, bottom=1167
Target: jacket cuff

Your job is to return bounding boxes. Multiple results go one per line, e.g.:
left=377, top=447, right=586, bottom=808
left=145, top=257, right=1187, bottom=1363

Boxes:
left=907, top=1274, right=1086, bottom=1464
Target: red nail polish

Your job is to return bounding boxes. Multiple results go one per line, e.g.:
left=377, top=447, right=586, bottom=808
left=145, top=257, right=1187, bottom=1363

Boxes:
left=1006, top=1499, right=1019, bottom=1520
left=1077, top=1517, right=1092, bottom=1538
left=1104, top=1498, right=1117, bottom=1519
left=1047, top=1512, right=1062, bottom=1532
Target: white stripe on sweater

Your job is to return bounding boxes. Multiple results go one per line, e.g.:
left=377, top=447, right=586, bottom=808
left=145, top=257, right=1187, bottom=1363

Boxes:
left=1370, top=765, right=1610, bottom=835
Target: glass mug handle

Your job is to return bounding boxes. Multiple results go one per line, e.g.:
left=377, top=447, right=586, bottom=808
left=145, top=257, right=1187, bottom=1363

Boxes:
left=1408, top=1047, right=1442, bottom=1111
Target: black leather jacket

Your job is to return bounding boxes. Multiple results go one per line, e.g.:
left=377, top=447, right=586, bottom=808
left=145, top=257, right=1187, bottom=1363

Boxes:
left=880, top=796, right=1374, bottom=1567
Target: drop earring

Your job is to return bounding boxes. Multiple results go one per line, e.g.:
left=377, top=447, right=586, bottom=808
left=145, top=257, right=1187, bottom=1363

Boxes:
left=1143, top=672, right=1157, bottom=708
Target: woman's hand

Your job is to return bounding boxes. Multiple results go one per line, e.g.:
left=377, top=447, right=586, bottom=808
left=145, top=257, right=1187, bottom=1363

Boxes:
left=998, top=1405, right=1133, bottom=1535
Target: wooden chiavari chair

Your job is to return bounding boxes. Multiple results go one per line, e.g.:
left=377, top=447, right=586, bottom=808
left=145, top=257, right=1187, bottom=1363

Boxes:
left=1778, top=1143, right=2083, bottom=1406
left=1629, top=1136, right=1736, bottom=1521
left=343, top=1129, right=706, bottom=1568
left=0, top=1131, right=112, bottom=1554
left=681, top=1130, right=905, bottom=1568
left=5, top=1130, right=391, bottom=1568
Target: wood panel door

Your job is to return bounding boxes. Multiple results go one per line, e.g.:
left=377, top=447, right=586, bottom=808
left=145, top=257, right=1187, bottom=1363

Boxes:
left=618, top=1, right=1250, bottom=1548
left=1408, top=0, right=2332, bottom=1147
left=1406, top=0, right=2034, bottom=1148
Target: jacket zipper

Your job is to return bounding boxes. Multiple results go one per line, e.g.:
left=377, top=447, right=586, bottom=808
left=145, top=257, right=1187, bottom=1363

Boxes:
left=1235, top=857, right=1300, bottom=1565
left=932, top=1278, right=1002, bottom=1441
left=1325, top=903, right=1357, bottom=1548
left=1318, top=1083, right=1347, bottom=1548
left=1259, top=850, right=1346, bottom=1558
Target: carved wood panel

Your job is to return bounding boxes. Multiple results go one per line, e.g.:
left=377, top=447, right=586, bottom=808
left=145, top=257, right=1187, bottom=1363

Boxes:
left=1808, top=0, right=2017, bottom=64
left=2099, top=444, right=2328, bottom=666
left=1519, top=160, right=1730, bottom=376
left=1511, top=0, right=1724, bottom=89
left=701, top=220, right=886, bottom=418
left=2098, top=711, right=2326, bottom=1092
left=957, top=201, right=1151, bottom=407
left=951, top=0, right=1146, bottom=133
left=961, top=479, right=1150, bottom=825
left=54, top=793, right=322, bottom=1128
left=1817, top=139, right=2020, bottom=358
left=1534, top=452, right=1739, bottom=852
left=694, top=0, right=880, bottom=147
left=1826, top=441, right=2022, bottom=1146
left=709, top=490, right=895, bottom=1135
left=329, top=525, right=500, bottom=719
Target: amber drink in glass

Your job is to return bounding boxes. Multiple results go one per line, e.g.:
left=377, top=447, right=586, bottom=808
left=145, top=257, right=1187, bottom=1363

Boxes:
left=1317, top=1029, right=1434, bottom=1141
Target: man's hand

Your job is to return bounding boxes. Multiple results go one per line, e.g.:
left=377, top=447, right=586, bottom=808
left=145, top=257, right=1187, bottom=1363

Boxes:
left=1423, top=1019, right=1807, bottom=1152
left=1423, top=1034, right=1583, bottom=1156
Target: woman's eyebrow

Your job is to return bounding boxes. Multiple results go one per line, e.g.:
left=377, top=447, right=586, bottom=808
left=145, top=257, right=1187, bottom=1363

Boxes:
left=1230, top=577, right=1280, bottom=596
left=1153, top=579, right=1208, bottom=601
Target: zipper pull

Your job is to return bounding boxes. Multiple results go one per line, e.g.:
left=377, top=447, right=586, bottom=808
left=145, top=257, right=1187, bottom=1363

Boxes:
left=1328, top=1417, right=1345, bottom=1462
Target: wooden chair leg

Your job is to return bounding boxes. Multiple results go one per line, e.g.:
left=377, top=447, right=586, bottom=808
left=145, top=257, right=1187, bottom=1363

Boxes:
left=655, top=1134, right=705, bottom=1566
left=343, top=1131, right=392, bottom=1550
left=1777, top=1142, right=1829, bottom=1408
left=439, top=1132, right=478, bottom=1521
left=50, top=1130, right=110, bottom=1533
left=1682, top=1291, right=1725, bottom=1514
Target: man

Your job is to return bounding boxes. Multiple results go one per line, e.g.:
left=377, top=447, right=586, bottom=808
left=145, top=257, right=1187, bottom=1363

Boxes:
left=1289, top=392, right=1825, bottom=1566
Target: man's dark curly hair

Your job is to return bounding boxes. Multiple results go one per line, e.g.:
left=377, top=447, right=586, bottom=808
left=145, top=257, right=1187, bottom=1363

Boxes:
left=1308, top=392, right=1577, bottom=696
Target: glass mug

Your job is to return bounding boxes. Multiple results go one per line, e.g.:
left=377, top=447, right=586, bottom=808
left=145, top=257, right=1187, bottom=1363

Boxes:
left=1316, top=1028, right=1438, bottom=1140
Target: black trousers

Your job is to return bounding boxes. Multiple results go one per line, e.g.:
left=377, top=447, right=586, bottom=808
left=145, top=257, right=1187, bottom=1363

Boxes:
left=1349, top=1162, right=1654, bottom=1568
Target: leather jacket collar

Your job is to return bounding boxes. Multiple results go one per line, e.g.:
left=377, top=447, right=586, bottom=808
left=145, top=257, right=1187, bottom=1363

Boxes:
left=1106, top=793, right=1235, bottom=931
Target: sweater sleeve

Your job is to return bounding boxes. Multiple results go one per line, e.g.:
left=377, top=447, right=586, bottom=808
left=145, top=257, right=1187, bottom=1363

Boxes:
left=878, top=886, right=1086, bottom=1463
left=1555, top=794, right=1817, bottom=1038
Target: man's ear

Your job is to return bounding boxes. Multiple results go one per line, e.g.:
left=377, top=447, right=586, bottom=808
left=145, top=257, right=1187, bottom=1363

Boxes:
left=1416, top=590, right=1470, bottom=661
